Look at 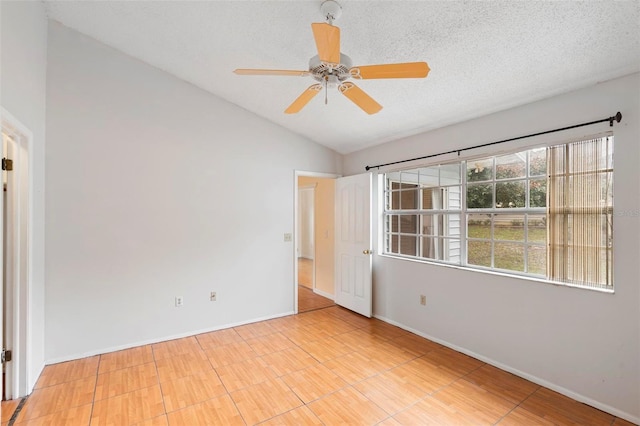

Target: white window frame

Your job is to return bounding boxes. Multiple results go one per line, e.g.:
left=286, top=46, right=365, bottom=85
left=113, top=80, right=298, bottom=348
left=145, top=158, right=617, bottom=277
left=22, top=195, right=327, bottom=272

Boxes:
left=381, top=137, right=614, bottom=291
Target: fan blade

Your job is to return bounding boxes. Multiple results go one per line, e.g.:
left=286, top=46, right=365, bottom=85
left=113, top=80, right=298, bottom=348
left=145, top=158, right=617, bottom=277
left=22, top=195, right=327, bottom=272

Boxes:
left=285, top=84, right=323, bottom=114
left=234, top=69, right=309, bottom=77
left=311, top=23, right=340, bottom=64
left=338, top=82, right=382, bottom=115
left=350, top=62, right=430, bottom=79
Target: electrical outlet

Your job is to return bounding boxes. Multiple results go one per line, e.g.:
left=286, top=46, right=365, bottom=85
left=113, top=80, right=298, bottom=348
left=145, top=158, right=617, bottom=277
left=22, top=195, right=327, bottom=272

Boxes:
left=420, top=295, right=426, bottom=306
left=284, top=233, right=292, bottom=242
left=210, top=292, right=217, bottom=301
left=175, top=296, right=184, bottom=307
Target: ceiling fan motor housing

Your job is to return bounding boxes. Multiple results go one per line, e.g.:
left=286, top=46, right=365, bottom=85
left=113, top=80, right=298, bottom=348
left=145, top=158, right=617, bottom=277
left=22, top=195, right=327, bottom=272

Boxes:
left=309, top=53, right=352, bottom=87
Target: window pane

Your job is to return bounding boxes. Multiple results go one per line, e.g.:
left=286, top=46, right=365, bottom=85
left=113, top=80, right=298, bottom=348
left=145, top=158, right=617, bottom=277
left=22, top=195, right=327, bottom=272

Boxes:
left=441, top=163, right=461, bottom=185
left=416, top=167, right=439, bottom=187
left=496, top=181, right=525, bottom=208
left=421, top=214, right=462, bottom=237
left=529, top=179, right=546, bottom=207
left=496, top=153, right=526, bottom=179
left=527, top=214, right=546, bottom=243
left=389, top=215, right=398, bottom=232
left=467, top=183, right=493, bottom=208
left=568, top=139, right=610, bottom=173
left=390, top=234, right=399, bottom=253
left=603, top=213, right=613, bottom=248
left=400, top=189, right=418, bottom=209
left=391, top=191, right=400, bottom=209
left=601, top=172, right=613, bottom=206
left=421, top=236, right=438, bottom=260
left=494, top=214, right=524, bottom=241
left=388, top=188, right=415, bottom=210
left=468, top=240, right=492, bottom=267
left=444, top=214, right=462, bottom=238
left=443, top=186, right=462, bottom=210
left=387, top=172, right=401, bottom=184
left=467, top=214, right=492, bottom=239
left=529, top=148, right=547, bottom=176
left=399, top=235, right=417, bottom=256
left=565, top=214, right=610, bottom=247
left=421, top=214, right=439, bottom=236
left=494, top=242, right=525, bottom=272
left=467, top=158, right=493, bottom=182
left=421, top=188, right=442, bottom=210
left=601, top=247, right=613, bottom=287
left=444, top=238, right=461, bottom=263
left=421, top=237, right=461, bottom=262
left=400, top=171, right=419, bottom=186
left=399, top=215, right=417, bottom=233
left=527, top=245, right=546, bottom=275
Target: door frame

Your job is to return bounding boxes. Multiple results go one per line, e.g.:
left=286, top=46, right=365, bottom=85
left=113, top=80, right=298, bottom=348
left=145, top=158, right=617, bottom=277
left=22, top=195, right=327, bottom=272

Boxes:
left=293, top=171, right=340, bottom=314
left=1, top=107, right=32, bottom=399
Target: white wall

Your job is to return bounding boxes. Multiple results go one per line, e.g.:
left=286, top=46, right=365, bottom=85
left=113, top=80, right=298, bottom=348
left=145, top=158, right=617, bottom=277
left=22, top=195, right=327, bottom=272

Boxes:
left=45, top=22, right=341, bottom=362
left=0, top=1, right=47, bottom=392
left=344, top=73, right=640, bottom=422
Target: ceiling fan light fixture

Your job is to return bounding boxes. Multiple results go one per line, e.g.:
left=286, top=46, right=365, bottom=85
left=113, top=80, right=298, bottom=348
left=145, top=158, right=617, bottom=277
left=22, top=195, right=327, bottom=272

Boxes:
left=309, top=53, right=352, bottom=85
left=233, top=0, right=429, bottom=115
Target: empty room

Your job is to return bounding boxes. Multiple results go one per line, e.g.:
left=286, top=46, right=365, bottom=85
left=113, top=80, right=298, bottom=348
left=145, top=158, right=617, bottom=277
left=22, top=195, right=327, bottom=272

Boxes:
left=1, top=0, right=639, bottom=425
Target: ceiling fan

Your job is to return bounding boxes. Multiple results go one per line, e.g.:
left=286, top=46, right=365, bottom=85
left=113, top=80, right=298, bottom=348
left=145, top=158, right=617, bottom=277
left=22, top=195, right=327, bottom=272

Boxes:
left=233, top=0, right=430, bottom=115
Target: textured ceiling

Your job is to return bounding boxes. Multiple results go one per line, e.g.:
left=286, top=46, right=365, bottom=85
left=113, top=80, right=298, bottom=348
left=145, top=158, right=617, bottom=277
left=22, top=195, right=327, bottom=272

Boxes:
left=44, top=0, right=640, bottom=154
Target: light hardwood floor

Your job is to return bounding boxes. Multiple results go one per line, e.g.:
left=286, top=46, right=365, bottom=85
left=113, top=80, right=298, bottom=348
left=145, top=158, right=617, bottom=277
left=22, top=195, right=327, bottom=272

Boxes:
left=297, top=257, right=335, bottom=313
left=297, top=258, right=313, bottom=289
left=2, top=306, right=635, bottom=425
left=298, top=286, right=335, bottom=313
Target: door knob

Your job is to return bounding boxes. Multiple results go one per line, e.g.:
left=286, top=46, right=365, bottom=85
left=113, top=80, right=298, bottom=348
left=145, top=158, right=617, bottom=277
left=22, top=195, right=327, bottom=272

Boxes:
left=363, top=249, right=373, bottom=255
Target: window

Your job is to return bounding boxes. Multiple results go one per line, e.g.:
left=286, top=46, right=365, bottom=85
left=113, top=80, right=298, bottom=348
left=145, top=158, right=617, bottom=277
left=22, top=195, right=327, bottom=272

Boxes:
left=383, top=136, right=614, bottom=290
left=385, top=165, right=461, bottom=262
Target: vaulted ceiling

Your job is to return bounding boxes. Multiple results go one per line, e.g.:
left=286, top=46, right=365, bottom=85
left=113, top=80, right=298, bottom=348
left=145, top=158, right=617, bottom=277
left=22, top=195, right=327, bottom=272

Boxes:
left=44, top=0, right=640, bottom=154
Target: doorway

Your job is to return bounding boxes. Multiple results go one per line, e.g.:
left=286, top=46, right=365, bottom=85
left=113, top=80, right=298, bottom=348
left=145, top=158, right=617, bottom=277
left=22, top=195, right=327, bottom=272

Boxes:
left=294, top=172, right=338, bottom=313
left=297, top=185, right=315, bottom=290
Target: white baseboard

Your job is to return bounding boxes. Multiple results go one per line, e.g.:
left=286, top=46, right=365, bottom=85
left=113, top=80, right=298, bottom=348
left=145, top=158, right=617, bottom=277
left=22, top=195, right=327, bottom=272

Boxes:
left=313, top=288, right=334, bottom=300
left=45, top=311, right=295, bottom=365
left=373, top=314, right=640, bottom=425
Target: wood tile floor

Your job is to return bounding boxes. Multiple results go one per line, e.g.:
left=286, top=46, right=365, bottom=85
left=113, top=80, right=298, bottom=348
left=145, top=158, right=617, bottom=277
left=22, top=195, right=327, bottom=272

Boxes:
left=2, top=306, right=635, bottom=425
left=298, top=286, right=335, bottom=313
left=298, top=258, right=313, bottom=289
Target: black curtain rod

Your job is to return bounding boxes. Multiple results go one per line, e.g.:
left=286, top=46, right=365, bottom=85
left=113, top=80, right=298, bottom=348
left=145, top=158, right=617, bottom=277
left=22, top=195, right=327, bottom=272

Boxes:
left=364, top=111, right=622, bottom=171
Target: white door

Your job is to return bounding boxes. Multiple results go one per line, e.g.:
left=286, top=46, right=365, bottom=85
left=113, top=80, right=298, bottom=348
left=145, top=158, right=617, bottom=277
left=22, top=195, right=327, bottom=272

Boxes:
left=335, top=173, right=372, bottom=317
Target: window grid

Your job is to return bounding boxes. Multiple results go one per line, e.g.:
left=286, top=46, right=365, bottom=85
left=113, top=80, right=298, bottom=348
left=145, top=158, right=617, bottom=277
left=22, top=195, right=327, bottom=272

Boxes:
left=383, top=139, right=613, bottom=289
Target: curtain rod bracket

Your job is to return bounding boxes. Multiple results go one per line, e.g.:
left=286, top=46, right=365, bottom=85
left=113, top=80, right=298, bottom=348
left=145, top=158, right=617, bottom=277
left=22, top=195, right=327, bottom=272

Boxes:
left=610, top=111, right=622, bottom=127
